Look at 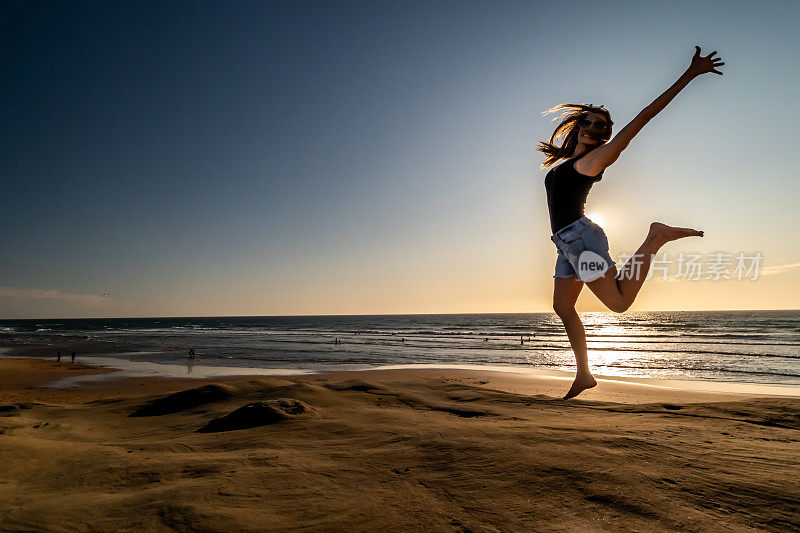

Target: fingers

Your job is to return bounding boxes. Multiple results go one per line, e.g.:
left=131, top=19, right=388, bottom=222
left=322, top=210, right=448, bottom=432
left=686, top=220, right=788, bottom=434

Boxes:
left=692, top=45, right=724, bottom=75
left=694, top=46, right=723, bottom=61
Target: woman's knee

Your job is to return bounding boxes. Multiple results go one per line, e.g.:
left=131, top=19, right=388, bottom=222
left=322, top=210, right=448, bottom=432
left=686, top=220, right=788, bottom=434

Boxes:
left=553, top=300, right=576, bottom=318
left=594, top=291, right=630, bottom=313
left=586, top=269, right=629, bottom=313
left=607, top=300, right=631, bottom=314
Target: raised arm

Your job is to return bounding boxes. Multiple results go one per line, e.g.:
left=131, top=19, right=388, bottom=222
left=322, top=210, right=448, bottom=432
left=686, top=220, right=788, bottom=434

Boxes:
left=579, top=46, right=724, bottom=175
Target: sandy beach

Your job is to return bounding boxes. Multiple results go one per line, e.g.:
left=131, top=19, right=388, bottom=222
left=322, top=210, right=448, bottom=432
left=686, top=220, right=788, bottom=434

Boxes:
left=0, top=358, right=798, bottom=532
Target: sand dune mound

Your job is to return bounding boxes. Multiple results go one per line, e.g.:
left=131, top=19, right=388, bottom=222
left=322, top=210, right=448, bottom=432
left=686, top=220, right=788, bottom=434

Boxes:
left=327, top=379, right=491, bottom=418
left=0, top=403, right=34, bottom=416
left=395, top=392, right=490, bottom=418
left=324, top=379, right=392, bottom=393
left=446, top=390, right=484, bottom=402
left=130, top=384, right=234, bottom=417
left=198, top=398, right=316, bottom=433
left=593, top=398, right=800, bottom=430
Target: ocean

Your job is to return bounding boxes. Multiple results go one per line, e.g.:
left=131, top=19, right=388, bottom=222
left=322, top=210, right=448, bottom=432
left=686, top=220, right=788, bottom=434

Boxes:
left=2, top=311, right=799, bottom=387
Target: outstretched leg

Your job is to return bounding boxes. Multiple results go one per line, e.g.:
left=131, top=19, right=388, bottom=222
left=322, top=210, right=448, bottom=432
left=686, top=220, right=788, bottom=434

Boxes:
left=553, top=276, right=597, bottom=399
left=587, top=222, right=703, bottom=313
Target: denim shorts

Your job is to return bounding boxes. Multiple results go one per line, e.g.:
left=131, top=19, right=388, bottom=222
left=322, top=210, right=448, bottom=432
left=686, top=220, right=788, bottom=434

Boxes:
left=551, top=217, right=615, bottom=282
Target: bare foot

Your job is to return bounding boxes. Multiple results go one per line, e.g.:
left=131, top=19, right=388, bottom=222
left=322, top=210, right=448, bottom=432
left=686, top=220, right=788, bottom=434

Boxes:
left=649, top=222, right=704, bottom=246
left=563, top=374, right=597, bottom=400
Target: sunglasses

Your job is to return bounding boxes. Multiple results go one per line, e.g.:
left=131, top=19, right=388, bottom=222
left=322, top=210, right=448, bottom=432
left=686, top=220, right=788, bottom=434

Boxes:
left=578, top=118, right=608, bottom=131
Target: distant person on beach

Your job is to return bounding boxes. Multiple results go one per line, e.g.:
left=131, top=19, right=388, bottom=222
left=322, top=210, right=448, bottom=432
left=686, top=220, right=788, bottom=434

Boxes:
left=70, top=351, right=76, bottom=363
left=538, top=46, right=723, bottom=399
left=57, top=352, right=62, bottom=362
left=188, top=348, right=195, bottom=359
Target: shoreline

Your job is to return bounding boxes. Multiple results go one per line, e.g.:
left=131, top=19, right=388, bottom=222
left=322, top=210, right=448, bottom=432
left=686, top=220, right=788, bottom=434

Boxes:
left=3, top=345, right=799, bottom=398
left=3, top=310, right=799, bottom=395
left=2, top=354, right=798, bottom=407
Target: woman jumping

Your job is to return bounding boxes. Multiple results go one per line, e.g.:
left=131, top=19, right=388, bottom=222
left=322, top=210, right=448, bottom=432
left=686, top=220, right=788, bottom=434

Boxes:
left=537, top=46, right=724, bottom=399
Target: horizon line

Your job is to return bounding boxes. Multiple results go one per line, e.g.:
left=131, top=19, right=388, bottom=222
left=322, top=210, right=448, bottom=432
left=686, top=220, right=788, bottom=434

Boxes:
left=2, top=308, right=799, bottom=321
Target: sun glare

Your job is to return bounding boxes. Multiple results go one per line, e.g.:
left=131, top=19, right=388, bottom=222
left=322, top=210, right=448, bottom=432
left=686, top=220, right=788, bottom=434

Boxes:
left=586, top=212, right=605, bottom=227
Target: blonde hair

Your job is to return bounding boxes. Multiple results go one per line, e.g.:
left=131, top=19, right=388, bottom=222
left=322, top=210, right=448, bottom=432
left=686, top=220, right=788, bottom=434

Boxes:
left=536, top=103, right=613, bottom=168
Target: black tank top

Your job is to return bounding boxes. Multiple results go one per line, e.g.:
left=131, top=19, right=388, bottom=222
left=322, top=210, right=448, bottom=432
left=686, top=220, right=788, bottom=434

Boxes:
left=544, top=154, right=604, bottom=233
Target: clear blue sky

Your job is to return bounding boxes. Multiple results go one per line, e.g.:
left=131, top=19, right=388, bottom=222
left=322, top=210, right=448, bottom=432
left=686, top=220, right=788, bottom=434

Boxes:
left=2, top=0, right=799, bottom=318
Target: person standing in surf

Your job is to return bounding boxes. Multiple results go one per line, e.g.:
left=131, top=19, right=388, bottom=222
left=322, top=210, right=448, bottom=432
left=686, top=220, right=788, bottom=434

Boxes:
left=538, top=46, right=724, bottom=399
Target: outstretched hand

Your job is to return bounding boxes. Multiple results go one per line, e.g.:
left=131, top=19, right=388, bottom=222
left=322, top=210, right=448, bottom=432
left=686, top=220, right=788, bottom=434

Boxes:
left=687, top=46, right=724, bottom=77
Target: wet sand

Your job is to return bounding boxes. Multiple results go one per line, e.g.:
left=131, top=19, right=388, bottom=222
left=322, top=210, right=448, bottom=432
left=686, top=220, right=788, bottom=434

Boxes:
left=1, top=358, right=798, bottom=531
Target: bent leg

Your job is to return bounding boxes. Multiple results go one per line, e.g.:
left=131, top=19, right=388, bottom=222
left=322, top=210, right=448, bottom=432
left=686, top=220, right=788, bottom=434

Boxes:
left=587, top=222, right=703, bottom=313
left=553, top=276, right=597, bottom=399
